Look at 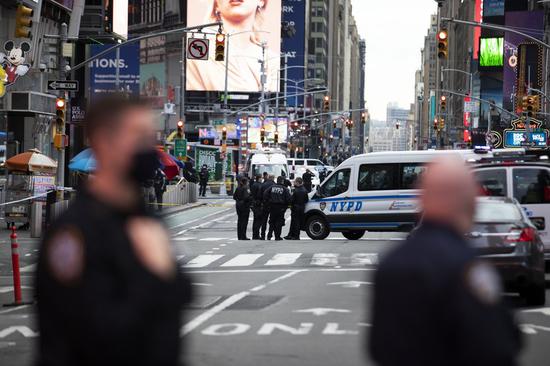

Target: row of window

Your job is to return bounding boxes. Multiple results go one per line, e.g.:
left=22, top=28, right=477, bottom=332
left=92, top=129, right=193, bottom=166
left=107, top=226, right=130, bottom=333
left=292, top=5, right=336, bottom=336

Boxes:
left=476, top=168, right=550, bottom=205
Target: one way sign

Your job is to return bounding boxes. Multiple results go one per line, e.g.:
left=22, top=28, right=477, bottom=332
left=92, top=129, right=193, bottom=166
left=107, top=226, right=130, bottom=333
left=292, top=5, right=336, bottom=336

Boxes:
left=47, top=80, right=79, bottom=92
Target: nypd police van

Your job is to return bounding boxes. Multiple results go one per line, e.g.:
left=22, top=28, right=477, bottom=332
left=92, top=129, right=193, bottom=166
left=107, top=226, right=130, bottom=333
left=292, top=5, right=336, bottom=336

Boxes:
left=303, top=149, right=492, bottom=240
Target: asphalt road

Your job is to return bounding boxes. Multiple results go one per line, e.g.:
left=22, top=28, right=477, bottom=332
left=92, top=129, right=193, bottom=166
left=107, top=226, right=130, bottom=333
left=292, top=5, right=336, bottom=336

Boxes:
left=0, top=198, right=549, bottom=365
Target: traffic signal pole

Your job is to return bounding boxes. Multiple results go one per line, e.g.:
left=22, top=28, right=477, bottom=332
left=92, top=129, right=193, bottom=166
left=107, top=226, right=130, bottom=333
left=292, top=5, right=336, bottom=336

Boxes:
left=57, top=23, right=68, bottom=190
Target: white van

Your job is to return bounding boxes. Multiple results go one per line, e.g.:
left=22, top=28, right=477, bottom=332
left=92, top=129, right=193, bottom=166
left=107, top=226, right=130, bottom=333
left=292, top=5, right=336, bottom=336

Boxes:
left=247, top=150, right=289, bottom=180
left=303, top=149, right=491, bottom=240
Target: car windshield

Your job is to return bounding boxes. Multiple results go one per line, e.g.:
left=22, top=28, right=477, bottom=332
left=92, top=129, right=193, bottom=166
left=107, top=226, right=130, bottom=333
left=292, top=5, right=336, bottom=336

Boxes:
left=253, top=164, right=288, bottom=178
left=474, top=201, right=522, bottom=223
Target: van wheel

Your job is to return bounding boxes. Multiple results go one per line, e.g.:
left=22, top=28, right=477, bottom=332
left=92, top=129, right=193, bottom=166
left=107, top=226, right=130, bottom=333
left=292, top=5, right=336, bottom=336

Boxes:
left=342, top=230, right=365, bottom=240
left=306, top=215, right=330, bottom=240
left=523, top=283, right=546, bottom=306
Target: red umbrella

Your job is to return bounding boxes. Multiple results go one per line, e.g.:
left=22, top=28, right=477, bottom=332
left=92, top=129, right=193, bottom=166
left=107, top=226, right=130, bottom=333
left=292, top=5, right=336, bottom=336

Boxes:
left=157, top=149, right=179, bottom=180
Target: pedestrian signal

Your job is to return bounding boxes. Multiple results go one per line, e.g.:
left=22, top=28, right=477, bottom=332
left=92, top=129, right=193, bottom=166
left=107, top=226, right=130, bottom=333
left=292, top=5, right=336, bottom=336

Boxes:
left=215, top=33, right=226, bottom=61
left=437, top=29, right=448, bottom=59
left=15, top=5, right=33, bottom=39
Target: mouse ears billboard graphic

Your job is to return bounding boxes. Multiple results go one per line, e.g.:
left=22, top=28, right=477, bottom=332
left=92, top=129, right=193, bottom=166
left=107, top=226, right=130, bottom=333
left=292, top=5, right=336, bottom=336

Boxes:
left=0, top=41, right=31, bottom=97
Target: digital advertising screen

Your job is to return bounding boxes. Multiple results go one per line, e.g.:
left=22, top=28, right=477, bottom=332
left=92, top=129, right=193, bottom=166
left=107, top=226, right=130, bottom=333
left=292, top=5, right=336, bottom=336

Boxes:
left=186, top=0, right=282, bottom=92
left=199, top=119, right=241, bottom=140
left=480, top=38, right=504, bottom=67
left=247, top=116, right=288, bottom=144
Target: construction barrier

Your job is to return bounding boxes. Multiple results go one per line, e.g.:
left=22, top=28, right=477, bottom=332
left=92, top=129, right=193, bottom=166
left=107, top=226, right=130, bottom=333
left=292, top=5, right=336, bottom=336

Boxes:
left=162, top=179, right=198, bottom=206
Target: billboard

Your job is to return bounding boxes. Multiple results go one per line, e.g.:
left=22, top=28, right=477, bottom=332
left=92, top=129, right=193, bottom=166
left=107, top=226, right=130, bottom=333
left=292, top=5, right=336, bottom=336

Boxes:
left=503, top=11, right=544, bottom=111
left=247, top=116, right=288, bottom=144
left=282, top=0, right=306, bottom=106
left=140, top=63, right=166, bottom=109
left=483, top=0, right=504, bottom=17
left=199, top=119, right=241, bottom=140
left=479, top=38, right=503, bottom=67
left=186, top=0, right=282, bottom=92
left=89, top=44, right=140, bottom=97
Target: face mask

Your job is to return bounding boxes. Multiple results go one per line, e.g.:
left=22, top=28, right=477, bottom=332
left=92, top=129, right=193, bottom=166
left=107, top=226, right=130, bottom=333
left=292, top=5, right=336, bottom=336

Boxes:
left=128, top=149, right=160, bottom=184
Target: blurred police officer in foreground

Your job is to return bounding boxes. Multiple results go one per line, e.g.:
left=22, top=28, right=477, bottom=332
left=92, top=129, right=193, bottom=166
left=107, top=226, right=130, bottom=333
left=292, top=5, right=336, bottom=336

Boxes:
left=233, top=176, right=252, bottom=240
left=263, top=176, right=291, bottom=241
left=285, top=177, right=309, bottom=240
left=369, top=157, right=521, bottom=366
left=35, top=95, right=193, bottom=366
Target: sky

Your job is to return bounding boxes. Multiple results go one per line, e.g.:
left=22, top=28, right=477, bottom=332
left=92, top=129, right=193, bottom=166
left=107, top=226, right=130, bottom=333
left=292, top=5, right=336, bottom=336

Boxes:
left=351, top=0, right=437, bottom=121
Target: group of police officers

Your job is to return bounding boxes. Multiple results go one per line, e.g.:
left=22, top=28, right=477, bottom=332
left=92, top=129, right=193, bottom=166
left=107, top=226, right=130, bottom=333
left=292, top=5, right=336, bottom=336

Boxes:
left=233, top=172, right=310, bottom=241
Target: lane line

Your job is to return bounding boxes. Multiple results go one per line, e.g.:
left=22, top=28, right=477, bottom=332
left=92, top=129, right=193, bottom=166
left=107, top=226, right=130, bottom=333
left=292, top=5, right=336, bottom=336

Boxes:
left=184, top=255, right=224, bottom=268
left=171, top=208, right=233, bottom=235
left=186, top=268, right=375, bottom=274
left=220, top=254, right=264, bottom=267
left=351, top=253, right=379, bottom=265
left=311, top=253, right=339, bottom=266
left=180, top=270, right=302, bottom=336
left=0, top=305, right=31, bottom=315
left=264, top=253, right=302, bottom=266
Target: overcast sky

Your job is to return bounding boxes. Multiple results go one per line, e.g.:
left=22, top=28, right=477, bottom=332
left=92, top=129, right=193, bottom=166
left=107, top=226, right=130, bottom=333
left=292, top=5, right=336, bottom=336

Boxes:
left=351, top=0, right=437, bottom=120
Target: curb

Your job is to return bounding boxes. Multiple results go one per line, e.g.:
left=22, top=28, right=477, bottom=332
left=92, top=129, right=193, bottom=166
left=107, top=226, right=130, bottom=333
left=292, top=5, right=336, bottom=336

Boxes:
left=161, top=202, right=207, bottom=217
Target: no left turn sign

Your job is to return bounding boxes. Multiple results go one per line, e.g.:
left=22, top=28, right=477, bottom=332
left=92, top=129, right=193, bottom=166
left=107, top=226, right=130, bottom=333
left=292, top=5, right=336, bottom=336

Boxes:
left=187, top=38, right=210, bottom=60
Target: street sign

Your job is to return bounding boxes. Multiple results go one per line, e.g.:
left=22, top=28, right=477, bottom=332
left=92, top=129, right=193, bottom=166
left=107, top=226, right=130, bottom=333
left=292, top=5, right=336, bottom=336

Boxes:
left=174, top=138, right=187, bottom=161
left=48, top=80, right=79, bottom=92
left=187, top=38, right=209, bottom=60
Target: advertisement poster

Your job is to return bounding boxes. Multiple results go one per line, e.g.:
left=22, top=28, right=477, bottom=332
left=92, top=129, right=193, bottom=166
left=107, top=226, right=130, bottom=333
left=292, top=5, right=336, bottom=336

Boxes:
left=247, top=116, right=288, bottom=144
left=89, top=44, right=140, bottom=97
left=199, top=119, right=241, bottom=140
left=186, top=0, right=281, bottom=92
left=483, top=0, right=504, bottom=17
left=195, top=145, right=232, bottom=181
left=503, top=11, right=544, bottom=111
left=140, top=62, right=166, bottom=108
left=282, top=0, right=306, bottom=106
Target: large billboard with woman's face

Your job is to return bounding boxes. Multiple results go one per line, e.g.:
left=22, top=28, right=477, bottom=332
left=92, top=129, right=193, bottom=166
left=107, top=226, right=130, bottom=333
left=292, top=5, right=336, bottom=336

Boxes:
left=187, top=0, right=281, bottom=92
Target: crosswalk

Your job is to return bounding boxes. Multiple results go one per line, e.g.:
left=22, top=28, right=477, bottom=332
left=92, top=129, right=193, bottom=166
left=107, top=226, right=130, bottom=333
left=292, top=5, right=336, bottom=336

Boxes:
left=178, top=252, right=379, bottom=269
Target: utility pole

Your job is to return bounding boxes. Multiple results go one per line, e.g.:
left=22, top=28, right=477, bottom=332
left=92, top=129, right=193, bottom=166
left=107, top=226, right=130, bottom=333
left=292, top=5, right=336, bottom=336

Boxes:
left=260, top=42, right=267, bottom=115
left=57, top=22, right=68, bottom=189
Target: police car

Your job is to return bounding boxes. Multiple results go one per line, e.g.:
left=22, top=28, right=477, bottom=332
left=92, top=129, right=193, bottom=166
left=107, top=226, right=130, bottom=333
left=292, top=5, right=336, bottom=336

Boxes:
left=303, top=149, right=498, bottom=240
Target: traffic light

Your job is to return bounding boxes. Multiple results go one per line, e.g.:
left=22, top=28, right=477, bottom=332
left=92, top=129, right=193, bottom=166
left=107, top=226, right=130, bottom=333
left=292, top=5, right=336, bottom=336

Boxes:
left=260, top=127, right=266, bottom=143
left=15, top=4, right=33, bottom=39
left=54, top=98, right=66, bottom=149
left=396, top=123, right=400, bottom=130
left=323, top=95, right=330, bottom=112
left=221, top=126, right=227, bottom=141
left=439, top=118, right=445, bottom=130
left=437, top=29, right=448, bottom=59
left=332, top=120, right=337, bottom=129
left=361, top=112, right=367, bottom=124
left=433, top=118, right=438, bottom=131
left=524, top=95, right=540, bottom=117
left=440, top=95, right=447, bottom=111
left=274, top=131, right=279, bottom=144
left=215, top=33, right=226, bottom=61
left=346, top=119, right=354, bottom=130
left=177, top=120, right=184, bottom=138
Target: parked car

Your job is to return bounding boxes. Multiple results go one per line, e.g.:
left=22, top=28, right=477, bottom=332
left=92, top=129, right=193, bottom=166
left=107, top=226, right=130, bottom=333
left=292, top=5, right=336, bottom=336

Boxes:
left=467, top=196, right=546, bottom=306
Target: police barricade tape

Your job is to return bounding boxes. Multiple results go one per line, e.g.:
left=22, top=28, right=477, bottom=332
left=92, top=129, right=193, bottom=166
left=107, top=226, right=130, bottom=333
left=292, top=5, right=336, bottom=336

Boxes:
left=0, top=187, right=75, bottom=207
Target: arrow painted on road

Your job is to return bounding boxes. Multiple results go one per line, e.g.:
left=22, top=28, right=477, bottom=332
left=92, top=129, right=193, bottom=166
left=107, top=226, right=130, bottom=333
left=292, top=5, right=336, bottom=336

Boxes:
left=0, top=326, right=38, bottom=338
left=327, top=281, right=373, bottom=288
left=293, top=308, right=351, bottom=316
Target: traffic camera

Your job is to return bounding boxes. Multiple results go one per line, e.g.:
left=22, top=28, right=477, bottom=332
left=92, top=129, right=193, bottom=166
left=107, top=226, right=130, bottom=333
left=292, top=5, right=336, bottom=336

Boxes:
left=15, top=4, right=33, bottom=39
left=437, top=29, right=448, bottom=59
left=215, top=33, right=226, bottom=61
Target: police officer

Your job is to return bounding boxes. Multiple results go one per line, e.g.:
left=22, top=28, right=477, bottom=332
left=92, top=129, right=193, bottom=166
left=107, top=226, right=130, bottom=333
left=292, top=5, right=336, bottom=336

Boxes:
left=259, top=174, right=275, bottom=240
left=302, top=168, right=315, bottom=193
left=285, top=177, right=309, bottom=240
left=198, top=164, right=209, bottom=197
left=233, top=176, right=252, bottom=240
left=263, top=176, right=291, bottom=241
left=35, top=96, right=193, bottom=366
left=250, top=175, right=263, bottom=240
left=369, top=157, right=521, bottom=366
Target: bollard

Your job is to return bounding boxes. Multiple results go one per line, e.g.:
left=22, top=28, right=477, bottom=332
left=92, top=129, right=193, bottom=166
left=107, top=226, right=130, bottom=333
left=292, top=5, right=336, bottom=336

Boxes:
left=10, top=226, right=22, bottom=305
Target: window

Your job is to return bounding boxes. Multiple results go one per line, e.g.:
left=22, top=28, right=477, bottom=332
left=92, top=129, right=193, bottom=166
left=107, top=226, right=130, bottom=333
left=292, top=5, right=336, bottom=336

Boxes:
left=513, top=168, right=550, bottom=204
left=474, top=169, right=507, bottom=197
left=295, top=160, right=304, bottom=166
left=358, top=164, right=397, bottom=191
left=474, top=202, right=522, bottom=223
left=401, top=164, right=427, bottom=189
left=307, top=160, right=322, bottom=166
left=320, top=169, right=351, bottom=197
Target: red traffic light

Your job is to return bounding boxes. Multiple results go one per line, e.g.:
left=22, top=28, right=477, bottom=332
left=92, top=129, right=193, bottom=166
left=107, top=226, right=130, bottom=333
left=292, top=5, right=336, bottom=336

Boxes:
left=216, top=33, right=225, bottom=43
left=440, top=95, right=447, bottom=102
left=437, top=30, right=448, bottom=41
left=177, top=120, right=184, bottom=128
left=56, top=98, right=65, bottom=109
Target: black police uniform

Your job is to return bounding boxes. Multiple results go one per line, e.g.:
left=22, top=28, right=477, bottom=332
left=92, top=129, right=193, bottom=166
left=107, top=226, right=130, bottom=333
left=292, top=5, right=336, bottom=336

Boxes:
left=369, top=221, right=522, bottom=366
left=198, top=167, right=209, bottom=197
left=233, top=185, right=252, bottom=240
left=263, top=183, right=291, bottom=240
left=35, top=189, right=193, bottom=366
left=259, top=179, right=275, bottom=239
left=250, top=179, right=263, bottom=239
left=287, top=185, right=309, bottom=240
left=302, top=171, right=314, bottom=193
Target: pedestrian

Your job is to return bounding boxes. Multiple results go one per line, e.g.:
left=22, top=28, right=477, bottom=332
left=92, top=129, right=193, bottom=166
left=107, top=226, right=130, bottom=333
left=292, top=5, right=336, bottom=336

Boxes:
left=153, top=168, right=167, bottom=212
left=263, top=176, right=291, bottom=241
left=259, top=174, right=275, bottom=240
left=369, top=157, right=521, bottom=366
left=182, top=161, right=198, bottom=183
left=319, top=167, right=328, bottom=183
left=250, top=175, right=264, bottom=240
left=199, top=164, right=209, bottom=197
left=35, top=95, right=193, bottom=366
left=142, top=175, right=156, bottom=208
left=281, top=171, right=292, bottom=189
left=233, top=176, right=252, bottom=240
left=302, top=168, right=314, bottom=193
left=285, top=177, right=309, bottom=240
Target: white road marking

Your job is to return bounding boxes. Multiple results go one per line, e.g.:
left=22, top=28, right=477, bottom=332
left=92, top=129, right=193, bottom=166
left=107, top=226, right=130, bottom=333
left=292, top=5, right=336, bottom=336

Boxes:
left=221, top=254, right=264, bottom=267
left=173, top=237, right=195, bottom=242
left=294, top=308, right=351, bottom=316
left=519, top=324, right=550, bottom=334
left=181, top=270, right=302, bottom=336
left=0, top=286, right=33, bottom=294
left=264, top=253, right=302, bottom=266
left=200, top=238, right=224, bottom=242
left=20, top=264, right=36, bottom=273
left=192, top=283, right=213, bottom=287
left=522, top=307, right=550, bottom=316
left=176, top=255, right=185, bottom=261
left=185, top=255, right=225, bottom=268
left=327, top=281, right=373, bottom=288
left=0, top=326, right=38, bottom=338
left=311, top=253, right=339, bottom=266
left=350, top=253, right=379, bottom=265
left=187, top=268, right=375, bottom=274
left=0, top=305, right=31, bottom=315
left=169, top=208, right=232, bottom=231
left=173, top=211, right=234, bottom=236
